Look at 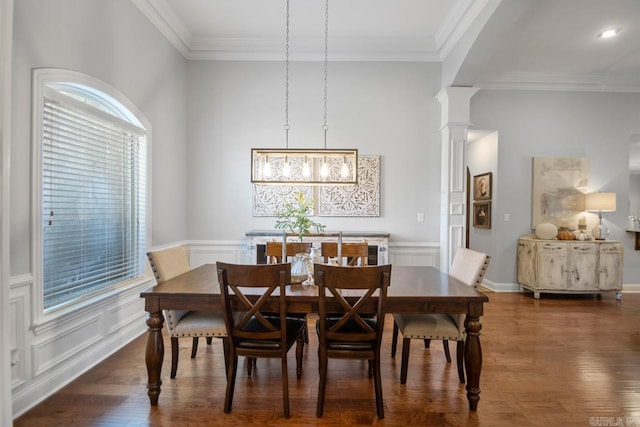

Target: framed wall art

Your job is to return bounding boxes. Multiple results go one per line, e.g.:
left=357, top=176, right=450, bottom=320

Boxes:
left=473, top=202, right=491, bottom=229
left=473, top=172, right=492, bottom=201
left=531, top=157, right=588, bottom=228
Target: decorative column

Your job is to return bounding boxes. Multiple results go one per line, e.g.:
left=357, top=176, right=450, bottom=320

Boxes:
left=436, top=87, right=479, bottom=272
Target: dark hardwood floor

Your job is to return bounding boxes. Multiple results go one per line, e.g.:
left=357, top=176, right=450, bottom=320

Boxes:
left=14, top=291, right=640, bottom=426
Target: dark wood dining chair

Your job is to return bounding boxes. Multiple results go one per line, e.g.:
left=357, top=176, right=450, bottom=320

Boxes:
left=265, top=241, right=312, bottom=263
left=216, top=262, right=306, bottom=419
left=321, top=241, right=369, bottom=266
left=264, top=241, right=312, bottom=346
left=147, top=246, right=228, bottom=379
left=314, top=263, right=391, bottom=419
left=391, top=247, right=490, bottom=384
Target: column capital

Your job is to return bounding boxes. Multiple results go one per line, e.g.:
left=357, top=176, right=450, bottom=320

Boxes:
left=436, top=87, right=480, bottom=129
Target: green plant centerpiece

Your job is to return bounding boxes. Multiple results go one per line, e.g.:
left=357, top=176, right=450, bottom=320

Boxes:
left=274, top=191, right=325, bottom=241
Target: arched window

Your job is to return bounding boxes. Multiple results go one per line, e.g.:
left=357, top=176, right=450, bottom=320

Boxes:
left=32, top=69, right=149, bottom=315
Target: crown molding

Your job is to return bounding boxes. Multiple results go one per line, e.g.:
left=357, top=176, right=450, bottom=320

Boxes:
left=132, top=0, right=191, bottom=57
left=188, top=36, right=440, bottom=62
left=475, top=71, right=640, bottom=93
left=436, top=0, right=489, bottom=59
left=133, top=0, right=442, bottom=62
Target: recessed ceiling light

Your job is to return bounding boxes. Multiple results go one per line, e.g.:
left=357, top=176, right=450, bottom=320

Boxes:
left=598, top=28, right=620, bottom=38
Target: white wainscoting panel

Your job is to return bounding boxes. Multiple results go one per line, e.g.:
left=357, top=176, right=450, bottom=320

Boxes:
left=32, top=314, right=104, bottom=377
left=10, top=274, right=151, bottom=418
left=107, top=297, right=146, bottom=335
left=188, top=240, right=250, bottom=267
left=9, top=284, right=28, bottom=389
left=388, top=242, right=440, bottom=267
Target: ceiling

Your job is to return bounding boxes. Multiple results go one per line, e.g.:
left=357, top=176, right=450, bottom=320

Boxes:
left=133, top=0, right=640, bottom=169
left=134, top=0, right=640, bottom=92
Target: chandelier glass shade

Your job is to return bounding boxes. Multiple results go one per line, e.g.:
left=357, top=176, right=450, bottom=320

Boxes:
left=251, top=148, right=358, bottom=185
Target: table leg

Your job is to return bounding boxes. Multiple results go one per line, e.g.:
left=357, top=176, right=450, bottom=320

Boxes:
left=145, top=310, right=164, bottom=405
left=464, top=312, right=482, bottom=411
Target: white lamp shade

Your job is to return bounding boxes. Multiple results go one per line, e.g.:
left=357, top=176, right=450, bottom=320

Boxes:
left=585, top=192, right=616, bottom=212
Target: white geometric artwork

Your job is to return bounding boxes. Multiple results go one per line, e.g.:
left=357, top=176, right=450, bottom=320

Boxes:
left=319, top=155, right=380, bottom=217
left=253, top=185, right=314, bottom=217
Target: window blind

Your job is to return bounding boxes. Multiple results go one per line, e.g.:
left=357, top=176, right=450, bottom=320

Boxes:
left=42, top=94, right=146, bottom=310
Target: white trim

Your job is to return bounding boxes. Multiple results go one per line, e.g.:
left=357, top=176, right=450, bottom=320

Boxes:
left=475, top=71, right=640, bottom=93
left=622, top=284, right=640, bottom=293
left=12, top=317, right=146, bottom=418
left=0, top=0, right=14, bottom=423
left=31, top=68, right=152, bottom=325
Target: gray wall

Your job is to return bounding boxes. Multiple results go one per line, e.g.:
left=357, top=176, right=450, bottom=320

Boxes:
left=11, top=0, right=189, bottom=275
left=630, top=174, right=640, bottom=218
left=186, top=60, right=443, bottom=242
left=470, top=89, right=640, bottom=284
left=468, top=131, right=500, bottom=281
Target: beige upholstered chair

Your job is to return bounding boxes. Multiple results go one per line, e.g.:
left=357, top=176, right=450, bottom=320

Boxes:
left=147, top=246, right=228, bottom=379
left=321, top=241, right=368, bottom=266
left=391, top=247, right=490, bottom=384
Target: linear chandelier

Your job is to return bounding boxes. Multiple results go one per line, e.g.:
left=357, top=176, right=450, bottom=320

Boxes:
left=251, top=0, right=358, bottom=186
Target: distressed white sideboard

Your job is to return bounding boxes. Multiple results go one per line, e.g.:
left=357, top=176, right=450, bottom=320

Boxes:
left=517, top=235, right=623, bottom=299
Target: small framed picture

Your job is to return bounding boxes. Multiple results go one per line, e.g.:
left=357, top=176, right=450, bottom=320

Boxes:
left=473, top=172, right=492, bottom=201
left=473, top=202, right=491, bottom=229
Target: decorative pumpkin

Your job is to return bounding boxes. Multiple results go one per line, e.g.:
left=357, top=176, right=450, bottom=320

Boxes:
left=557, top=228, right=575, bottom=240
left=535, top=222, right=558, bottom=240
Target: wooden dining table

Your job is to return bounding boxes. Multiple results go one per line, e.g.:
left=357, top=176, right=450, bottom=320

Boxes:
left=140, top=264, right=489, bottom=411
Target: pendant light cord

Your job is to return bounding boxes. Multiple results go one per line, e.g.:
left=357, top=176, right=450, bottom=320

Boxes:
left=285, top=0, right=290, bottom=149
left=322, top=0, right=329, bottom=149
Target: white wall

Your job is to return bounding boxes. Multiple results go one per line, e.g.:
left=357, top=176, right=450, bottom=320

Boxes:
left=470, top=89, right=640, bottom=285
left=186, top=60, right=443, bottom=243
left=10, top=0, right=188, bottom=417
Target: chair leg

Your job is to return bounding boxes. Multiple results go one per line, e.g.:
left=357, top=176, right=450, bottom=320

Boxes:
left=281, top=352, right=290, bottom=418
left=443, top=340, right=452, bottom=363
left=424, top=339, right=431, bottom=348
left=224, top=354, right=238, bottom=413
left=456, top=340, right=465, bottom=383
left=247, top=357, right=256, bottom=376
left=316, top=349, right=327, bottom=417
left=373, top=353, right=384, bottom=419
left=170, top=337, right=179, bottom=379
left=221, top=337, right=230, bottom=377
left=296, top=336, right=304, bottom=379
left=206, top=337, right=213, bottom=345
left=391, top=321, right=398, bottom=358
left=400, top=337, right=411, bottom=384
left=191, top=337, right=199, bottom=358
left=303, top=321, right=309, bottom=344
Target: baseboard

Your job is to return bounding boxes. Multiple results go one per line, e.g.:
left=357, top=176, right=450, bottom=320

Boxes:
left=481, top=279, right=520, bottom=293
left=622, top=283, right=640, bottom=293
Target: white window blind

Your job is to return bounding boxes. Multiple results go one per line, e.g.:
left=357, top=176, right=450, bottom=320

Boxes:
left=41, top=90, right=147, bottom=310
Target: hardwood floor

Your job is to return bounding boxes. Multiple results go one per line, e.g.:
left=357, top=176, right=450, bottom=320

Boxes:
left=15, top=291, right=640, bottom=426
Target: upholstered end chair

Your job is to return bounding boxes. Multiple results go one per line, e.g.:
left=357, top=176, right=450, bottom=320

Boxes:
left=391, top=247, right=490, bottom=384
left=147, top=246, right=228, bottom=378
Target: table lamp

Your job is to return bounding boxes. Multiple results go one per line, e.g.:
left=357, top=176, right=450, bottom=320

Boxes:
left=585, top=192, right=616, bottom=240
